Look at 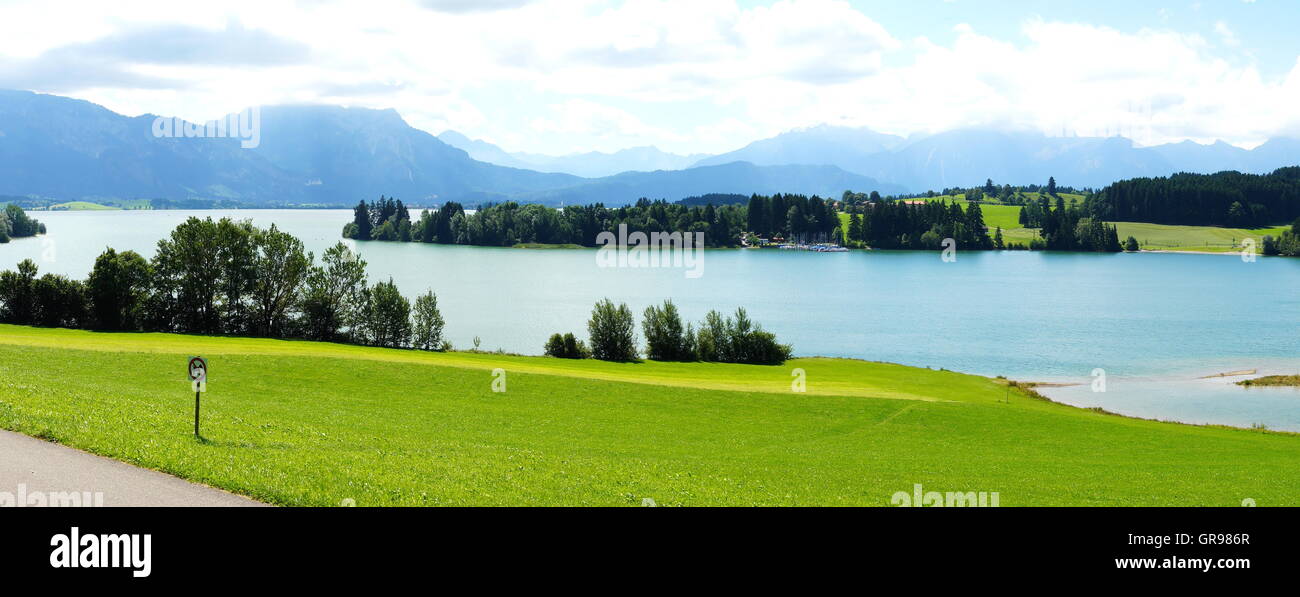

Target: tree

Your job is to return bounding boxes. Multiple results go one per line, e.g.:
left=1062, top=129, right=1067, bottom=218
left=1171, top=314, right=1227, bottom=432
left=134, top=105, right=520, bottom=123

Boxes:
left=33, top=274, right=88, bottom=328
left=358, top=278, right=411, bottom=348
left=350, top=200, right=373, bottom=240
left=545, top=332, right=589, bottom=359
left=642, top=299, right=691, bottom=361
left=544, top=333, right=566, bottom=357
left=301, top=243, right=369, bottom=342
left=87, top=248, right=151, bottom=330
left=411, top=290, right=446, bottom=351
left=249, top=225, right=311, bottom=337
left=2, top=205, right=43, bottom=239
left=1047, top=177, right=1058, bottom=197
left=1124, top=236, right=1140, bottom=252
left=993, top=227, right=1004, bottom=250
left=149, top=217, right=255, bottom=334
left=847, top=212, right=863, bottom=245
left=0, top=259, right=40, bottom=324
left=587, top=299, right=637, bottom=361
left=693, top=307, right=791, bottom=365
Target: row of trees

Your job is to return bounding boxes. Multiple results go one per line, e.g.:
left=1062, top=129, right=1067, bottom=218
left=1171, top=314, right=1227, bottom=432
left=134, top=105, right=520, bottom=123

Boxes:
left=345, top=197, right=749, bottom=248
left=844, top=200, right=993, bottom=250
left=1088, top=168, right=1300, bottom=227
left=744, top=194, right=841, bottom=244
left=0, top=204, right=45, bottom=243
left=0, top=218, right=446, bottom=350
left=1032, top=196, right=1123, bottom=252
left=546, top=299, right=793, bottom=365
left=1262, top=219, right=1300, bottom=257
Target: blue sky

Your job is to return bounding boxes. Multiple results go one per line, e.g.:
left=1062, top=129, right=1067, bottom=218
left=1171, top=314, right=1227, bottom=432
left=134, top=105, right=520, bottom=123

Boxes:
left=0, top=0, right=1296, bottom=155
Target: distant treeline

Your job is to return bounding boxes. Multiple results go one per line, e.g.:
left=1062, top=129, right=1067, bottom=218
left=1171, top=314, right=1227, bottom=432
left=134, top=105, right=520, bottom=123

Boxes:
left=0, top=218, right=448, bottom=351
left=844, top=200, right=994, bottom=250
left=1087, top=167, right=1300, bottom=227
left=344, top=196, right=751, bottom=247
left=1263, top=220, right=1300, bottom=257
left=0, top=204, right=45, bottom=242
left=676, top=193, right=749, bottom=207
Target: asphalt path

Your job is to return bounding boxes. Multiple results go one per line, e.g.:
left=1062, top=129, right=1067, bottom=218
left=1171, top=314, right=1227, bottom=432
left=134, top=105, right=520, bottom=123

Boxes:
left=0, top=429, right=266, bottom=507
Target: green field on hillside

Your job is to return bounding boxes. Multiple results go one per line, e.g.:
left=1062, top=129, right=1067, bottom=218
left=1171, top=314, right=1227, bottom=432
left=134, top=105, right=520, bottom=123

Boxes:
left=1112, top=222, right=1290, bottom=253
left=1, top=324, right=1296, bottom=506
left=839, top=194, right=1290, bottom=253
left=46, top=201, right=120, bottom=211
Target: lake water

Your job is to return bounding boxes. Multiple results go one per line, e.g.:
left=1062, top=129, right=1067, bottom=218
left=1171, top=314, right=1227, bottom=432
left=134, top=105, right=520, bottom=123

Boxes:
left=4, top=209, right=1299, bottom=430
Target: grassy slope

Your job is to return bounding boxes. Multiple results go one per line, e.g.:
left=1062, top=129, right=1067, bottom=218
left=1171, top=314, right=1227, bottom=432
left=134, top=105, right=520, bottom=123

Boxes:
left=1113, top=222, right=1289, bottom=253
left=1, top=324, right=1297, bottom=506
left=47, top=201, right=120, bottom=211
left=874, top=195, right=1289, bottom=252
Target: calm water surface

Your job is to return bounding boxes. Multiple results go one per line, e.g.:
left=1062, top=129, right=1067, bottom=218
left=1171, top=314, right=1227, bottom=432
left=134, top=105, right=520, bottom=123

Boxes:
left=4, top=210, right=1298, bottom=429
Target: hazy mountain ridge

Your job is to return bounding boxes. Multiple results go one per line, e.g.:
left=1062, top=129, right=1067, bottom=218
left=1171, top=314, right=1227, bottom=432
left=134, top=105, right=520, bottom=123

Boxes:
left=0, top=90, right=895, bottom=207
left=438, top=130, right=706, bottom=178
left=697, top=125, right=1300, bottom=190
left=5, top=89, right=1299, bottom=209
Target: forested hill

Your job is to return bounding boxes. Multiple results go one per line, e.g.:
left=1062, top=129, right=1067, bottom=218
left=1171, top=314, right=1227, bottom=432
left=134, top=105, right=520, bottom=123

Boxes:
left=1088, top=167, right=1300, bottom=227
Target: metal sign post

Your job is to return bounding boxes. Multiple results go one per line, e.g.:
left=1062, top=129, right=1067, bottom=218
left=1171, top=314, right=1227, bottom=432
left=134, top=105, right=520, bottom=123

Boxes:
left=188, top=356, right=207, bottom=437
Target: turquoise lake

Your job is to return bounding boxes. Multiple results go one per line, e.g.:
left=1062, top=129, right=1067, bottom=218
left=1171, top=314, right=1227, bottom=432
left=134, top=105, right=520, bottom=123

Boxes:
left=3, top=209, right=1298, bottom=430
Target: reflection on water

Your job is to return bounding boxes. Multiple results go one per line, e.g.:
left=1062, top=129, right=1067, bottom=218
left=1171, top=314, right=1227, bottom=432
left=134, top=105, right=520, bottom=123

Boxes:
left=1039, top=366, right=1300, bottom=432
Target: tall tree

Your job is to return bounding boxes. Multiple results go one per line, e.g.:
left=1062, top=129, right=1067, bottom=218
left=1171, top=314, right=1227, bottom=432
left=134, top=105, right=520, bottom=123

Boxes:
left=587, top=299, right=637, bottom=361
left=301, top=242, right=369, bottom=342
left=249, top=224, right=311, bottom=337
left=87, top=248, right=151, bottom=330
left=411, top=290, right=446, bottom=351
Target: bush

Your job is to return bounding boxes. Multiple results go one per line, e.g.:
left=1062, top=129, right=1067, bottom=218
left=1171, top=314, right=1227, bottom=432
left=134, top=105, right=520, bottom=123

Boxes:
left=1124, top=236, right=1140, bottom=252
left=545, top=332, right=589, bottom=359
left=695, top=307, right=792, bottom=365
left=642, top=300, right=694, bottom=361
left=587, top=299, right=638, bottom=361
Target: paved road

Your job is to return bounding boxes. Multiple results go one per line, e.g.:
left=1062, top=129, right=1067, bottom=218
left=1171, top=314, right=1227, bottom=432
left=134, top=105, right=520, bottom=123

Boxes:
left=0, top=430, right=266, bottom=507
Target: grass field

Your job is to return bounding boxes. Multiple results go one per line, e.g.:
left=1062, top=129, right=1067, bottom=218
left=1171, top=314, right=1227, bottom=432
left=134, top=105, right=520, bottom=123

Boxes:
left=1238, top=376, right=1300, bottom=387
left=1, top=324, right=1297, bottom=506
left=839, top=194, right=1289, bottom=253
left=46, top=201, right=120, bottom=211
left=1112, top=222, right=1290, bottom=253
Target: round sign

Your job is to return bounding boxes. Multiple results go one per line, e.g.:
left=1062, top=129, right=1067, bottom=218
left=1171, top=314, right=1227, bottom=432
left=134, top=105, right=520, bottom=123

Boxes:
left=188, top=357, right=207, bottom=382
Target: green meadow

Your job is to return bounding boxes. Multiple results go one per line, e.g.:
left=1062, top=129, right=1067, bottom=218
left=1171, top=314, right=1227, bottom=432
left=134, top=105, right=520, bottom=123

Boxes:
left=1112, top=221, right=1290, bottom=253
left=1, top=324, right=1297, bottom=506
left=839, top=194, right=1289, bottom=252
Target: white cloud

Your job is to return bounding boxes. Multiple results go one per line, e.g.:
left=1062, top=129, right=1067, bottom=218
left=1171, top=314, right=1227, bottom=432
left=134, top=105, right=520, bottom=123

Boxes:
left=0, top=0, right=1296, bottom=154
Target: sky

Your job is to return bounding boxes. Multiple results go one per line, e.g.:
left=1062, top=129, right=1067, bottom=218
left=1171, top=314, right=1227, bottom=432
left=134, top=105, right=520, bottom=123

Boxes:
left=0, top=0, right=1297, bottom=156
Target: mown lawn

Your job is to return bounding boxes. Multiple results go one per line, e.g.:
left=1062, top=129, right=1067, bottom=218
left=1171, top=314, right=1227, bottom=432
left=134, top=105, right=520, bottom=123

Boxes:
left=1, top=324, right=1297, bottom=506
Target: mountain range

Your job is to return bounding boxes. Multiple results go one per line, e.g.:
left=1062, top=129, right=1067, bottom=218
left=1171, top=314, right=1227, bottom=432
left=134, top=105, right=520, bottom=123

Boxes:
left=2, top=88, right=1299, bottom=209
left=443, top=121, right=1300, bottom=193
left=437, top=130, right=705, bottom=178
left=0, top=90, right=896, bottom=207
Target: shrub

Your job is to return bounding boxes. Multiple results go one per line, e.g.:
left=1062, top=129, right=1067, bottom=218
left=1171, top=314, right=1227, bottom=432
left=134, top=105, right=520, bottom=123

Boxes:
left=694, top=307, right=792, bottom=365
left=545, top=332, right=589, bottom=359
left=642, top=299, right=694, bottom=361
left=587, top=299, right=638, bottom=361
